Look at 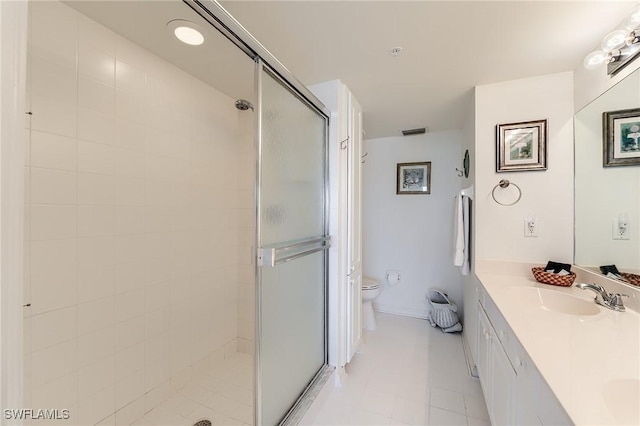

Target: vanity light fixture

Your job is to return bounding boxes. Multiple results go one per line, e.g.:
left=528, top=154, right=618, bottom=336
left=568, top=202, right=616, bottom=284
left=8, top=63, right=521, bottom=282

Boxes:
left=167, top=19, right=204, bottom=46
left=584, top=5, right=640, bottom=75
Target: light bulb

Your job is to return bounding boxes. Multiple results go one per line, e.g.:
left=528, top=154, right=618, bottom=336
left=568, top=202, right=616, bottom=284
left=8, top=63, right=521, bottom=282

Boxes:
left=167, top=20, right=205, bottom=46
left=627, top=5, right=640, bottom=30
left=602, top=30, right=627, bottom=52
left=174, top=27, right=204, bottom=46
left=583, top=50, right=608, bottom=70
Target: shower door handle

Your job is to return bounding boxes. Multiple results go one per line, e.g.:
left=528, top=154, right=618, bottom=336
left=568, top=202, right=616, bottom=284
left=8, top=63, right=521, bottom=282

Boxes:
left=257, top=236, right=331, bottom=267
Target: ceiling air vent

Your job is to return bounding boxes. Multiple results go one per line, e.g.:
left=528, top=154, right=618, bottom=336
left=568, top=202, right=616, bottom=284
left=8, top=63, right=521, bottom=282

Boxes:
left=401, top=127, right=427, bottom=136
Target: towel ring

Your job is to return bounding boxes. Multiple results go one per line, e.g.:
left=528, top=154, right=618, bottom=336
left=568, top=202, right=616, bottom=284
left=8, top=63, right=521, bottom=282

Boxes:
left=491, top=179, right=521, bottom=206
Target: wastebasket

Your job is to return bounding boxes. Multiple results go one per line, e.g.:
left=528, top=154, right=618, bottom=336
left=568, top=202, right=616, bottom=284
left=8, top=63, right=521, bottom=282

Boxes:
left=425, top=289, right=462, bottom=333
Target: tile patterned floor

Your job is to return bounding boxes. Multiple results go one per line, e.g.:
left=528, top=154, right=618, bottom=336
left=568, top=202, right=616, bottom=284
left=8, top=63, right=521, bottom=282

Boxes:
left=131, top=353, right=254, bottom=426
left=136, top=313, right=489, bottom=426
left=300, top=313, right=491, bottom=426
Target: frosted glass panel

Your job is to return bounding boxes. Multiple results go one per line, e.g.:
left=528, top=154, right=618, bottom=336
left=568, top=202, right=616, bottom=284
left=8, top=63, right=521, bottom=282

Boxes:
left=260, top=70, right=326, bottom=245
left=258, top=68, right=327, bottom=425
left=261, top=252, right=325, bottom=426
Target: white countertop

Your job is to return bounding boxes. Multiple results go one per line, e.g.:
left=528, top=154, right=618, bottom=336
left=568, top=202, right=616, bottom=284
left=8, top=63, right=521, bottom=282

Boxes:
left=476, top=268, right=640, bottom=426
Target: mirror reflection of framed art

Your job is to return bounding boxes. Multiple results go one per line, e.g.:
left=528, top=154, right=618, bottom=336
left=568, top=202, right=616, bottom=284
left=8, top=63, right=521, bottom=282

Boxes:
left=603, top=107, right=640, bottom=167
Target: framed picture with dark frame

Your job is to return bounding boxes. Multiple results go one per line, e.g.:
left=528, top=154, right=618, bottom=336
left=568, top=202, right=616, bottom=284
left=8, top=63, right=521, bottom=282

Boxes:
left=396, top=162, right=431, bottom=195
left=603, top=107, right=640, bottom=167
left=496, top=119, right=547, bottom=172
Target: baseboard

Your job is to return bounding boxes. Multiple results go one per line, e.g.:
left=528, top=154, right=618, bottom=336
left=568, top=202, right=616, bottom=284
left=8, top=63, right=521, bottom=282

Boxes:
left=461, top=331, right=479, bottom=379
left=374, top=303, right=429, bottom=320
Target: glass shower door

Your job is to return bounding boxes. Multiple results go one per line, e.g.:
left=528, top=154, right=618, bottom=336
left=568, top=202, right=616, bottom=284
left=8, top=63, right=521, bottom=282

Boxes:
left=256, top=65, right=329, bottom=425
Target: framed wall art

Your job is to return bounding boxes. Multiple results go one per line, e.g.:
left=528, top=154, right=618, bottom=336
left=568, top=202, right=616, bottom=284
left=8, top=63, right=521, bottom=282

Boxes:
left=496, top=119, right=547, bottom=172
left=603, top=107, right=640, bottom=167
left=396, top=162, right=431, bottom=195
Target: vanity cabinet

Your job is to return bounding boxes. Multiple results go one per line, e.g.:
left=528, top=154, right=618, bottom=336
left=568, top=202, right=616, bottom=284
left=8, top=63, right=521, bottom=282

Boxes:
left=463, top=275, right=482, bottom=376
left=476, top=288, right=571, bottom=426
left=477, top=302, right=516, bottom=425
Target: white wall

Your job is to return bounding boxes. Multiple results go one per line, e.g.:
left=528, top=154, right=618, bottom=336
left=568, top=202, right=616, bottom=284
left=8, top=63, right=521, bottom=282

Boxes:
left=460, top=89, right=481, bottom=364
left=1, top=0, right=28, bottom=418
left=362, top=131, right=463, bottom=319
left=474, top=72, right=575, bottom=265
left=461, top=90, right=476, bottom=283
left=24, top=2, right=251, bottom=424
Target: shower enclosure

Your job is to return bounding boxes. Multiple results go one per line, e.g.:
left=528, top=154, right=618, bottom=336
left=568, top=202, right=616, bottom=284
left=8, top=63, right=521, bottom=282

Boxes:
left=21, top=1, right=330, bottom=425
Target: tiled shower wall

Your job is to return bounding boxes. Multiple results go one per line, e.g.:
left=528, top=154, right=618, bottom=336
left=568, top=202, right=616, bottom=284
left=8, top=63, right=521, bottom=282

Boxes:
left=23, top=1, right=253, bottom=424
left=236, top=113, right=256, bottom=356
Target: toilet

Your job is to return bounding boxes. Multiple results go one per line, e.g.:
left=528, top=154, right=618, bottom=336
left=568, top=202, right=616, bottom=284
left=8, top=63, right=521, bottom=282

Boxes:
left=362, top=277, right=382, bottom=330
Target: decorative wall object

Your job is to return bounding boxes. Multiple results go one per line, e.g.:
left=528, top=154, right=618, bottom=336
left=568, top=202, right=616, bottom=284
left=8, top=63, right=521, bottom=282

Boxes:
left=463, top=149, right=470, bottom=178
left=396, top=162, right=431, bottom=194
left=603, top=107, right=640, bottom=167
left=496, top=119, right=547, bottom=172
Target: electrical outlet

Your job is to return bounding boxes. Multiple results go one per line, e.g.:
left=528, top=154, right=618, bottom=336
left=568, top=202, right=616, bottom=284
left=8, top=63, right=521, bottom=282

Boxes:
left=524, top=218, right=539, bottom=237
left=612, top=218, right=630, bottom=240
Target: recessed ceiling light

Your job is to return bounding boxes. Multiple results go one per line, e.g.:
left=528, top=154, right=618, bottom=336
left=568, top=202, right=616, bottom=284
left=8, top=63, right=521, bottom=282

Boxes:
left=167, top=19, right=204, bottom=46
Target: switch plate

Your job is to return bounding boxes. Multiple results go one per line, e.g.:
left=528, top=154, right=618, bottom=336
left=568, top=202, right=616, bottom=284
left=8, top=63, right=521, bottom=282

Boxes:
left=612, top=219, right=630, bottom=240
left=524, top=218, right=539, bottom=237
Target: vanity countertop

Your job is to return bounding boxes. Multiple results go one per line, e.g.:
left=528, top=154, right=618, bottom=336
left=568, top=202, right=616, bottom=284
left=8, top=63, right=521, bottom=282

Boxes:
left=476, top=268, right=640, bottom=426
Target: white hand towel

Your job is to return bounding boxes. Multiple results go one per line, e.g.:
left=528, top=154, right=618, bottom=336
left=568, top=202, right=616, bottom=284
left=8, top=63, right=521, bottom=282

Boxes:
left=453, top=192, right=470, bottom=275
left=461, top=195, right=470, bottom=275
left=454, top=193, right=464, bottom=266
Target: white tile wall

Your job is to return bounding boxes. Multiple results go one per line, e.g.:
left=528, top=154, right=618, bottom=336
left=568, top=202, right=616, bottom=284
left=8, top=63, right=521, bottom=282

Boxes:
left=236, top=112, right=255, bottom=356
left=24, top=1, right=254, bottom=424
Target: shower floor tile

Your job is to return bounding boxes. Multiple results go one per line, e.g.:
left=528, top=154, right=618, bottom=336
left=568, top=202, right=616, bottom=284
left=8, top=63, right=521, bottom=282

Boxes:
left=137, top=352, right=254, bottom=426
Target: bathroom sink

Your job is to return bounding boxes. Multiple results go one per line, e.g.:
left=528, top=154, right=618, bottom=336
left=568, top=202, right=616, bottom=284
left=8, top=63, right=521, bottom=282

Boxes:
left=507, top=287, right=601, bottom=316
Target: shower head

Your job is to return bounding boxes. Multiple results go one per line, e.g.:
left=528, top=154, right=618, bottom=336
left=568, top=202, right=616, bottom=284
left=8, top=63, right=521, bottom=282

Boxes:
left=235, top=99, right=254, bottom=111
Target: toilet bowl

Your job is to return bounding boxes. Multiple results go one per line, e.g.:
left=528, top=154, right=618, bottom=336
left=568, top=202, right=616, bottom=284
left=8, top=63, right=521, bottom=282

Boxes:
left=362, top=277, right=382, bottom=331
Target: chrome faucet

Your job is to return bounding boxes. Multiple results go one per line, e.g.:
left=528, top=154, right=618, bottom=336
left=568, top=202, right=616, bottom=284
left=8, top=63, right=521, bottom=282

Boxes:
left=575, top=283, right=628, bottom=312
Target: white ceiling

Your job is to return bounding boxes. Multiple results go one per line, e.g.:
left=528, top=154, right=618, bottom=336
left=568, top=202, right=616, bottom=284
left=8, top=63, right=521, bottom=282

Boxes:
left=67, top=1, right=636, bottom=139
left=220, top=1, right=634, bottom=138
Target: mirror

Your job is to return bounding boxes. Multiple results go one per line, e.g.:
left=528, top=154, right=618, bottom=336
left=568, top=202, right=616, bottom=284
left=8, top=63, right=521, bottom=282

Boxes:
left=574, top=69, right=640, bottom=286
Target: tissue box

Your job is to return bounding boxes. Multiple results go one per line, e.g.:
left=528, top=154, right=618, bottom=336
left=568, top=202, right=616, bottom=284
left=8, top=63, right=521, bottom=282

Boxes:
left=531, top=267, right=576, bottom=287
